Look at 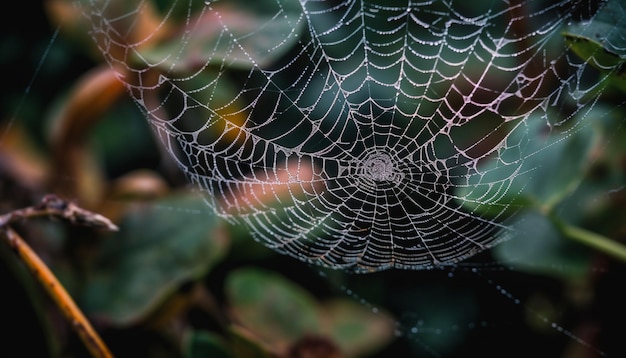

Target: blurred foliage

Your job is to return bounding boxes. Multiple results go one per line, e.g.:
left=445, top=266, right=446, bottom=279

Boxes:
left=460, top=0, right=626, bottom=281
left=1, top=0, right=625, bottom=358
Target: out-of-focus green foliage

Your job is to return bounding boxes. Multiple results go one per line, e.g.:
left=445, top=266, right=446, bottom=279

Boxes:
left=1, top=0, right=626, bottom=357
left=184, top=330, right=232, bottom=358
left=226, top=268, right=323, bottom=345
left=563, top=0, right=626, bottom=93
left=82, top=194, right=228, bottom=325
left=139, top=0, right=305, bottom=71
left=458, top=0, right=626, bottom=280
left=225, top=268, right=394, bottom=357
left=563, top=33, right=626, bottom=93
left=1, top=1, right=398, bottom=357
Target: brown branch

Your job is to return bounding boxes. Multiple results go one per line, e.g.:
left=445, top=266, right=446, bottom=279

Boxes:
left=0, top=194, right=118, bottom=231
left=0, top=194, right=116, bottom=358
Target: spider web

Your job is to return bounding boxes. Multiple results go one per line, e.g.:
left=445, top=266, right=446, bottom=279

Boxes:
left=83, top=0, right=621, bottom=273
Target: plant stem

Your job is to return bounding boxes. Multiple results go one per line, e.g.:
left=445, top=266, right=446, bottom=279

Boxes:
left=557, top=221, right=626, bottom=264
left=0, top=195, right=116, bottom=358
left=1, top=227, right=114, bottom=358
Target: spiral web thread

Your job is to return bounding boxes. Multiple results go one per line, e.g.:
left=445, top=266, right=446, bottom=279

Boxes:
left=84, top=0, right=623, bottom=272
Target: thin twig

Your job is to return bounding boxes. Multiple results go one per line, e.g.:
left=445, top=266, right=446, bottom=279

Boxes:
left=0, top=194, right=116, bottom=358
left=0, top=194, right=118, bottom=231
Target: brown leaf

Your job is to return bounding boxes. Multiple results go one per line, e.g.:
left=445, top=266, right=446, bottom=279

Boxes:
left=46, top=0, right=171, bottom=61
left=286, top=334, right=343, bottom=358
left=98, top=169, right=170, bottom=223
left=0, top=122, right=49, bottom=192
left=48, top=65, right=127, bottom=208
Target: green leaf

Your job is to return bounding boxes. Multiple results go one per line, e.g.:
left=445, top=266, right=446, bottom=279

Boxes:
left=565, top=0, right=626, bottom=57
left=185, top=330, right=232, bottom=358
left=461, top=114, right=603, bottom=277
left=563, top=33, right=625, bottom=70
left=493, top=211, right=592, bottom=278
left=138, top=0, right=305, bottom=72
left=92, top=98, right=160, bottom=176
left=563, top=33, right=626, bottom=93
left=225, top=268, right=321, bottom=349
left=523, top=124, right=599, bottom=212
left=458, top=113, right=600, bottom=217
left=563, top=0, right=626, bottom=93
left=82, top=193, right=228, bottom=325
left=225, top=267, right=396, bottom=355
left=489, top=104, right=626, bottom=277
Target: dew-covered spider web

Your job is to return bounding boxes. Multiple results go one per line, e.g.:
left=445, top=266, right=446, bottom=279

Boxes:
left=3, top=0, right=626, bottom=356
left=82, top=0, right=624, bottom=274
